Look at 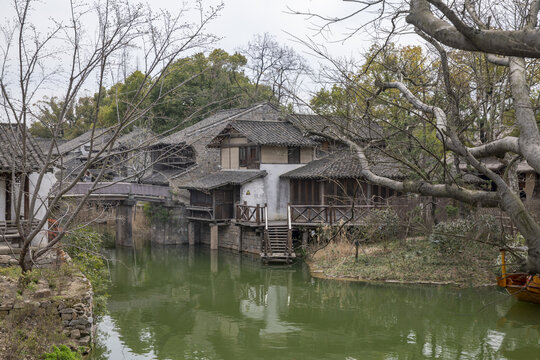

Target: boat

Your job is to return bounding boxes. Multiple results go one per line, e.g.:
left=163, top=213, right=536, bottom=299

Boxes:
left=497, top=249, right=540, bottom=304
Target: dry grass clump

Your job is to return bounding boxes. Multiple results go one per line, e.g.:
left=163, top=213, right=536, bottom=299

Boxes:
left=308, top=213, right=509, bottom=287
left=0, top=306, right=70, bottom=360
left=309, top=236, right=502, bottom=287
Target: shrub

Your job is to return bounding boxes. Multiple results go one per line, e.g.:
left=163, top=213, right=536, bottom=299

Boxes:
left=445, top=204, right=459, bottom=218
left=363, top=208, right=401, bottom=242
left=143, top=203, right=170, bottom=223
left=429, top=214, right=502, bottom=253
left=42, top=345, right=82, bottom=360
left=63, top=228, right=110, bottom=318
left=313, top=208, right=401, bottom=246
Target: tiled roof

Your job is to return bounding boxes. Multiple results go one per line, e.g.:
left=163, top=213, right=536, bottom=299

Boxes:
left=34, top=137, right=68, bottom=154
left=208, top=120, right=318, bottom=148
left=94, top=127, right=156, bottom=151
left=457, top=156, right=539, bottom=174
left=287, top=114, right=384, bottom=142
left=157, top=108, right=247, bottom=146
left=281, top=149, right=404, bottom=180
left=180, top=170, right=267, bottom=190
left=141, top=169, right=185, bottom=186
left=517, top=160, right=535, bottom=173
left=0, top=124, right=45, bottom=172
left=57, top=128, right=113, bottom=155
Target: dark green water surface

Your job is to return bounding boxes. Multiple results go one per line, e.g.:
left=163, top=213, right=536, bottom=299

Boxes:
left=91, top=246, right=540, bottom=359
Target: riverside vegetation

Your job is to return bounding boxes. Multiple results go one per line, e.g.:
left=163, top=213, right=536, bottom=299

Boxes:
left=0, top=229, right=110, bottom=360
left=307, top=209, right=520, bottom=287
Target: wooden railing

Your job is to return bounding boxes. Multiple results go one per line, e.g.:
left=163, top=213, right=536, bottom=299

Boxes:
left=0, top=219, right=42, bottom=247
left=289, top=204, right=389, bottom=225
left=62, top=182, right=172, bottom=201
left=236, top=202, right=267, bottom=225
left=186, top=205, right=214, bottom=220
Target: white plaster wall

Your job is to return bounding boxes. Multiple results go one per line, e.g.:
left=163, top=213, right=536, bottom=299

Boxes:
left=11, top=182, right=20, bottom=220
left=240, top=177, right=266, bottom=208
left=0, top=180, right=5, bottom=221
left=261, top=164, right=304, bottom=220
left=28, top=172, right=56, bottom=246
left=29, top=172, right=55, bottom=220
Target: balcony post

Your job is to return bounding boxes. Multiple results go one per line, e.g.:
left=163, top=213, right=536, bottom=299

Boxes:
left=287, top=228, right=293, bottom=256
left=287, top=203, right=292, bottom=230
left=256, top=204, right=260, bottom=225
left=264, top=203, right=268, bottom=230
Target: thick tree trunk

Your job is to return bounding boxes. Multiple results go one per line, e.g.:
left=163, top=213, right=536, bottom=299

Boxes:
left=18, top=239, right=33, bottom=273
left=499, top=191, right=540, bottom=273
left=509, top=58, right=540, bottom=174
left=19, top=249, right=31, bottom=273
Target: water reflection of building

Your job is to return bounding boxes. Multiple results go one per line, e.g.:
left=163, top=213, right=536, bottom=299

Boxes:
left=100, top=248, right=540, bottom=360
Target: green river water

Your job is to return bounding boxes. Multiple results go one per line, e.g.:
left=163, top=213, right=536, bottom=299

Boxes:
left=91, top=246, right=540, bottom=360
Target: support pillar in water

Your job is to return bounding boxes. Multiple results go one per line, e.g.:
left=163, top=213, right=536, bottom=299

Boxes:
left=210, top=224, right=218, bottom=250
left=188, top=222, right=195, bottom=246
left=116, top=199, right=136, bottom=247
left=210, top=249, right=218, bottom=273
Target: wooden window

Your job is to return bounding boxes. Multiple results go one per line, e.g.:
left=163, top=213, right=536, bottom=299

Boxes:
left=321, top=141, right=329, bottom=153
left=288, top=146, right=300, bottom=164
left=239, top=146, right=246, bottom=167
left=214, top=188, right=235, bottom=219
left=290, top=180, right=320, bottom=205
left=239, top=146, right=259, bottom=169
left=190, top=190, right=212, bottom=207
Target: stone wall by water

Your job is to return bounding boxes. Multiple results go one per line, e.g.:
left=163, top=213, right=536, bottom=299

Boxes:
left=240, top=227, right=263, bottom=254
left=150, top=203, right=188, bottom=245
left=191, top=222, right=262, bottom=254
left=219, top=225, right=240, bottom=250
left=0, top=268, right=95, bottom=351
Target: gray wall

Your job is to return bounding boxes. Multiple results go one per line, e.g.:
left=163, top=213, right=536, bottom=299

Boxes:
left=150, top=203, right=188, bottom=245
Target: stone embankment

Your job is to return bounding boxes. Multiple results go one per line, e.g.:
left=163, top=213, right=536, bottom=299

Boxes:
left=0, top=249, right=95, bottom=352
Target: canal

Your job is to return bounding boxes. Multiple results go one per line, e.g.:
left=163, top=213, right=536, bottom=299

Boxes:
left=91, top=246, right=540, bottom=359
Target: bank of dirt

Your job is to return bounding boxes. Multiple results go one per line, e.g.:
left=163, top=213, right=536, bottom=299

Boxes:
left=307, top=236, right=502, bottom=287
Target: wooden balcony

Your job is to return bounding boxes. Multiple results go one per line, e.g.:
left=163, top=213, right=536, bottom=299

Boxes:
left=236, top=202, right=266, bottom=225
left=186, top=205, right=214, bottom=221
left=186, top=203, right=236, bottom=222
left=289, top=204, right=391, bottom=225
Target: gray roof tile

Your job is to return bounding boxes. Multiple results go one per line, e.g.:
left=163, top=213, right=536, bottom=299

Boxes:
left=281, top=149, right=404, bottom=180
left=57, top=128, right=112, bottom=155
left=0, top=124, right=45, bottom=172
left=209, top=120, right=318, bottom=148
left=287, top=114, right=384, bottom=141
left=180, top=170, right=267, bottom=190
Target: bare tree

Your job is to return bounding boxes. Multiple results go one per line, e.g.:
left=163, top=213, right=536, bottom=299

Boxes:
left=242, top=33, right=310, bottom=107
left=0, top=0, right=223, bottom=272
left=292, top=0, right=540, bottom=273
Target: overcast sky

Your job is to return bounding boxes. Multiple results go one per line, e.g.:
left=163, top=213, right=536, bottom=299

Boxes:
left=205, top=0, right=371, bottom=57
left=4, top=0, right=416, bottom=102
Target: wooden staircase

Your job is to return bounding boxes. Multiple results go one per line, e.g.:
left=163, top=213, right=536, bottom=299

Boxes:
left=261, top=224, right=295, bottom=263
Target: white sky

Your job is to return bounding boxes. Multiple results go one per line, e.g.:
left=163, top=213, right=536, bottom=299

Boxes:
left=4, top=0, right=418, bottom=103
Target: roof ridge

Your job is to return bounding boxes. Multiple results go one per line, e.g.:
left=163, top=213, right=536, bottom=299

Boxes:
left=185, top=103, right=268, bottom=137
